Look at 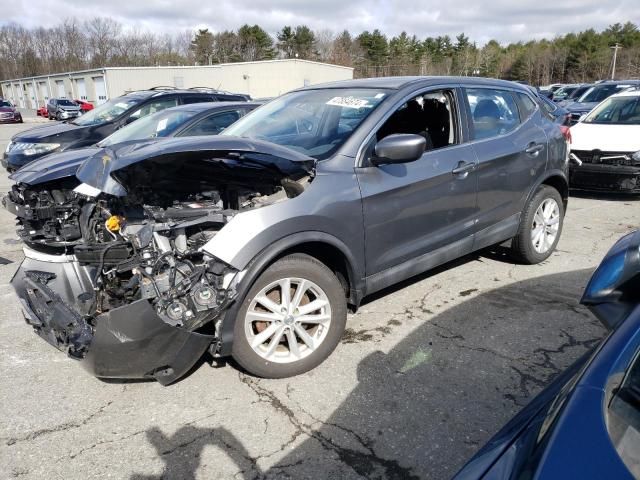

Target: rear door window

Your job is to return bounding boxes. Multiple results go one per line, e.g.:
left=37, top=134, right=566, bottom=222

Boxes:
left=178, top=110, right=242, bottom=136
left=182, top=95, right=215, bottom=104
left=465, top=88, right=520, bottom=140
left=129, top=97, right=179, bottom=120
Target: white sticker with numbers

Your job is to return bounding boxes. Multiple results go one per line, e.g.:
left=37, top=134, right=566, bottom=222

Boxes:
left=326, top=96, right=370, bottom=109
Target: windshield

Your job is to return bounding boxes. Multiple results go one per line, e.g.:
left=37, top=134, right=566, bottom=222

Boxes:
left=0, top=101, right=12, bottom=107
left=554, top=86, right=576, bottom=98
left=58, top=99, right=76, bottom=106
left=584, top=96, right=640, bottom=125
left=99, top=108, right=200, bottom=146
left=579, top=85, right=633, bottom=104
left=71, top=97, right=140, bottom=126
left=221, top=88, right=389, bottom=160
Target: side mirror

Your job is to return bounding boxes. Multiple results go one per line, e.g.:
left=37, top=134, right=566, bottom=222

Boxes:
left=371, top=134, right=426, bottom=166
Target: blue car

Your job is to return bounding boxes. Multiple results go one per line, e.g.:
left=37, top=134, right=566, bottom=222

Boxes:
left=454, top=230, right=640, bottom=479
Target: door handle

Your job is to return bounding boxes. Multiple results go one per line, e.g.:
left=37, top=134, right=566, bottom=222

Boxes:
left=525, top=143, right=544, bottom=155
left=452, top=161, right=476, bottom=176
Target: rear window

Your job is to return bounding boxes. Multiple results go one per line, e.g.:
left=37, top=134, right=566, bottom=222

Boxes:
left=514, top=92, right=538, bottom=121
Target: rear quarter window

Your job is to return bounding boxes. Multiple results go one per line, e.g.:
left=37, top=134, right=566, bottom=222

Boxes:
left=514, top=92, right=538, bottom=121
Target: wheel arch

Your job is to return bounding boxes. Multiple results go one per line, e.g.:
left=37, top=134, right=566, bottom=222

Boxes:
left=216, top=231, right=363, bottom=357
left=524, top=170, right=569, bottom=213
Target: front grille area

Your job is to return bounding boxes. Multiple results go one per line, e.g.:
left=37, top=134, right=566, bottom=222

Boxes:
left=571, top=150, right=638, bottom=166
left=0, top=112, right=13, bottom=119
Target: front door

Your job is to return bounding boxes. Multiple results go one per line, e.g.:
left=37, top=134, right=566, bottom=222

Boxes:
left=356, top=88, right=478, bottom=283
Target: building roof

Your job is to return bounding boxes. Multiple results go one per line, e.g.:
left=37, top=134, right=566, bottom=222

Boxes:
left=0, top=59, right=353, bottom=84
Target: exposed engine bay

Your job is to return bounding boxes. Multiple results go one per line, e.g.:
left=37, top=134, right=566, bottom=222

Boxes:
left=4, top=149, right=313, bottom=367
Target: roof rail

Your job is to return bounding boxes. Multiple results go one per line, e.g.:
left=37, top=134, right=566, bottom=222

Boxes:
left=187, top=86, right=222, bottom=93
left=149, top=85, right=178, bottom=90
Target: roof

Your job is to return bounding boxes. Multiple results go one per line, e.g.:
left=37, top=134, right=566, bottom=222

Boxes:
left=162, top=101, right=261, bottom=112
left=298, top=76, right=531, bottom=91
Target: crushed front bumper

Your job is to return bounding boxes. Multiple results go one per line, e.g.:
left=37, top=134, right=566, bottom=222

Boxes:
left=569, top=163, right=640, bottom=193
left=11, top=249, right=215, bottom=385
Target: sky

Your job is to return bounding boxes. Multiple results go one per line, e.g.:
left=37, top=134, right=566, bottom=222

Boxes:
left=5, top=0, right=640, bottom=45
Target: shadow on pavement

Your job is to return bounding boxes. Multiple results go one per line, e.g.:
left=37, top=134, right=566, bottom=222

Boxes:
left=132, top=268, right=606, bottom=480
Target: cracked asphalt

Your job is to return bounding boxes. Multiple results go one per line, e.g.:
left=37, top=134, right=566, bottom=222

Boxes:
left=0, top=122, right=638, bottom=479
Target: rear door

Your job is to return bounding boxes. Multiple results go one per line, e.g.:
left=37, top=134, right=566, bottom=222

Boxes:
left=462, top=87, right=548, bottom=241
left=356, top=87, right=479, bottom=278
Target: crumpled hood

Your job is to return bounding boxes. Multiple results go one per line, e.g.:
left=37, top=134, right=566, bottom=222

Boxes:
left=9, top=147, right=102, bottom=186
left=12, top=122, right=85, bottom=143
left=570, top=123, right=640, bottom=152
left=76, top=136, right=316, bottom=197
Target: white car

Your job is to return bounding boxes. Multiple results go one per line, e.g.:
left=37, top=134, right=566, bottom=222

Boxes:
left=569, top=89, right=640, bottom=193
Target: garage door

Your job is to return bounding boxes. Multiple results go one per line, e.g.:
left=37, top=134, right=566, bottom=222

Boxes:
left=27, top=84, right=36, bottom=109
left=75, top=78, right=87, bottom=101
left=38, top=82, right=48, bottom=106
left=93, top=76, right=107, bottom=104
left=56, top=80, right=65, bottom=98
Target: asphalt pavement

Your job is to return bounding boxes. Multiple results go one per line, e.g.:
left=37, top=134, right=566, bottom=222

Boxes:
left=0, top=122, right=638, bottom=479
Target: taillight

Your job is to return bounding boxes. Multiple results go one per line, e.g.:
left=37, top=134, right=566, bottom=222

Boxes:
left=559, top=125, right=571, bottom=143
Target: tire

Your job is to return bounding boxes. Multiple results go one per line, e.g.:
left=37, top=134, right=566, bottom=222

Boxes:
left=511, top=185, right=564, bottom=264
left=232, top=253, right=347, bottom=378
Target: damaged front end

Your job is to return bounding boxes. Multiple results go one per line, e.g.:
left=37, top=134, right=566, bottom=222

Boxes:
left=6, top=136, right=314, bottom=384
left=569, top=150, right=640, bottom=193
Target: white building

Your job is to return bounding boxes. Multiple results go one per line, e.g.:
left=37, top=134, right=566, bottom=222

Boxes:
left=0, top=60, right=354, bottom=109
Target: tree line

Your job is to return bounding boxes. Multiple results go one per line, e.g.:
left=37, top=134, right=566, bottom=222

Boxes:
left=1, top=18, right=639, bottom=85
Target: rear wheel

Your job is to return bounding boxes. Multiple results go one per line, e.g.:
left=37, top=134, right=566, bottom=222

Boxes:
left=511, top=185, right=564, bottom=264
left=232, top=254, right=347, bottom=378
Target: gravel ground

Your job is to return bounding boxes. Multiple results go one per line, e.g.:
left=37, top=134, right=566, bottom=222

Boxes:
left=0, top=122, right=638, bottom=479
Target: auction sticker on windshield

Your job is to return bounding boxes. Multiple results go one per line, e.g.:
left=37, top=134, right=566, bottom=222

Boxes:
left=326, top=96, right=370, bottom=109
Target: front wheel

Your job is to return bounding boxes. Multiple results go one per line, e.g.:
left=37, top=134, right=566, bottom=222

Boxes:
left=232, top=254, right=347, bottom=378
left=511, top=185, right=564, bottom=264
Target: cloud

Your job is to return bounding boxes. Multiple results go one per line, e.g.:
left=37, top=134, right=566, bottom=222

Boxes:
left=5, top=0, right=640, bottom=44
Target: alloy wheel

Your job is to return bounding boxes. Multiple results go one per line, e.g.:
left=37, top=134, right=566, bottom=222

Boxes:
left=531, top=198, right=560, bottom=254
left=244, top=277, right=332, bottom=364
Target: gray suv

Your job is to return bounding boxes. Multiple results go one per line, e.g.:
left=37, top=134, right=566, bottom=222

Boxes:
left=6, top=77, right=569, bottom=383
left=47, top=98, right=81, bottom=120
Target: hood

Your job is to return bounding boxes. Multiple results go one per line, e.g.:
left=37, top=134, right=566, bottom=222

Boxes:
left=570, top=123, right=640, bottom=152
left=10, top=147, right=102, bottom=186
left=0, top=106, right=16, bottom=113
left=12, top=122, right=85, bottom=143
left=76, top=136, right=316, bottom=197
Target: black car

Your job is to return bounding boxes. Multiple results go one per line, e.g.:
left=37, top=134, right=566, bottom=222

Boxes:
left=9, top=101, right=261, bottom=187
left=554, top=83, right=592, bottom=104
left=2, top=87, right=250, bottom=171
left=46, top=98, right=81, bottom=121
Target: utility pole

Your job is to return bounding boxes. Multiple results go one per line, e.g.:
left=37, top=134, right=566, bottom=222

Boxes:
left=610, top=43, right=622, bottom=80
